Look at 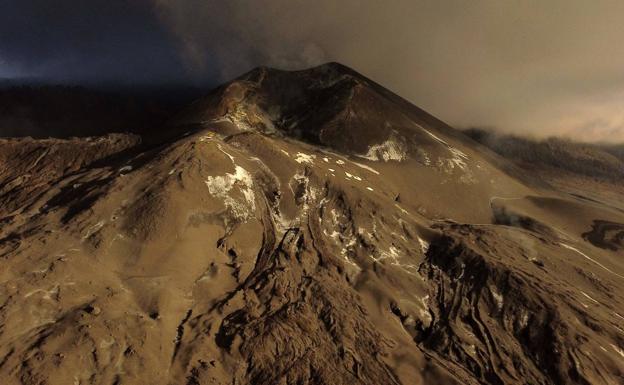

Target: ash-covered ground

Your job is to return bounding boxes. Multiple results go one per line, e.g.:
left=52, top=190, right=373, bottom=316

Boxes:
left=1, top=63, right=623, bottom=385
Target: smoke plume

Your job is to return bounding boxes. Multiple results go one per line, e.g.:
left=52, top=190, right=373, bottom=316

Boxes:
left=3, top=1, right=624, bottom=142
left=153, top=0, right=624, bottom=142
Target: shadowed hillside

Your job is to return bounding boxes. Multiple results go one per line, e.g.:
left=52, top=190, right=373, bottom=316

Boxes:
left=0, top=85, right=202, bottom=138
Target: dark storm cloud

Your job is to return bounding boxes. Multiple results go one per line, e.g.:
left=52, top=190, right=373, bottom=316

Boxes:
left=154, top=0, right=624, bottom=142
left=3, top=0, right=624, bottom=141
left=0, top=0, right=192, bottom=84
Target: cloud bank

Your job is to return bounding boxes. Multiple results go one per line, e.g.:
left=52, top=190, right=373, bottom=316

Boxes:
left=3, top=0, right=624, bottom=142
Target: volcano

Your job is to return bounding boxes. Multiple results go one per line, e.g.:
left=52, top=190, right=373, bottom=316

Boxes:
left=1, top=63, right=623, bottom=385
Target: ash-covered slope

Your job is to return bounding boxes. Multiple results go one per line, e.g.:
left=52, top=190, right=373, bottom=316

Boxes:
left=1, top=63, right=623, bottom=385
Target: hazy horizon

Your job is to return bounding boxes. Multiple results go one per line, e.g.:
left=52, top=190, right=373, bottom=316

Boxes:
left=3, top=1, right=624, bottom=142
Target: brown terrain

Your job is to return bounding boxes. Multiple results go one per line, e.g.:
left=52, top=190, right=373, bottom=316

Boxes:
left=0, top=63, right=623, bottom=385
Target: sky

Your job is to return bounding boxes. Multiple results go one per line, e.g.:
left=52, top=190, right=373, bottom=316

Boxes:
left=2, top=0, right=624, bottom=142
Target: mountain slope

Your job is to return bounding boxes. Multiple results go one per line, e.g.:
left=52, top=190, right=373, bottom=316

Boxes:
left=0, top=63, right=623, bottom=385
left=465, top=128, right=624, bottom=216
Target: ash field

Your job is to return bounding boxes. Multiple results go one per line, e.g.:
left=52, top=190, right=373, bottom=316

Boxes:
left=1, top=63, right=623, bottom=385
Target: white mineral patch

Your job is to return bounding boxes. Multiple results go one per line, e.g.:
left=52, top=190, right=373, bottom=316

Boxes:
left=295, top=152, right=315, bottom=164
left=395, top=204, right=410, bottom=216
left=360, top=137, right=407, bottom=162
left=205, top=166, right=255, bottom=220
left=24, top=285, right=59, bottom=300
left=376, top=246, right=400, bottom=264
left=419, top=295, right=432, bottom=323
left=345, top=172, right=362, bottom=181
left=417, top=149, right=431, bottom=166
left=436, top=148, right=476, bottom=183
left=437, top=152, right=467, bottom=173
left=291, top=172, right=318, bottom=217
left=490, top=288, right=504, bottom=310
left=366, top=187, right=374, bottom=191
left=100, top=337, right=115, bottom=349
left=216, top=144, right=236, bottom=162
left=612, top=344, right=624, bottom=359
left=420, top=126, right=476, bottom=179
left=271, top=209, right=295, bottom=236
left=321, top=208, right=360, bottom=271
left=448, top=147, right=469, bottom=170
left=417, top=237, right=429, bottom=254
left=336, top=160, right=345, bottom=165
left=561, top=243, right=624, bottom=279
left=341, top=237, right=357, bottom=258
left=518, top=308, right=530, bottom=328
left=219, top=103, right=276, bottom=133
left=352, top=161, right=380, bottom=175
left=580, top=291, right=600, bottom=304
left=83, top=221, right=105, bottom=239
left=220, top=110, right=253, bottom=132
left=422, top=128, right=449, bottom=146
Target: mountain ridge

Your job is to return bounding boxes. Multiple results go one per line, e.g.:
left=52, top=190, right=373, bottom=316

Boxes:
left=0, top=63, right=623, bottom=385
